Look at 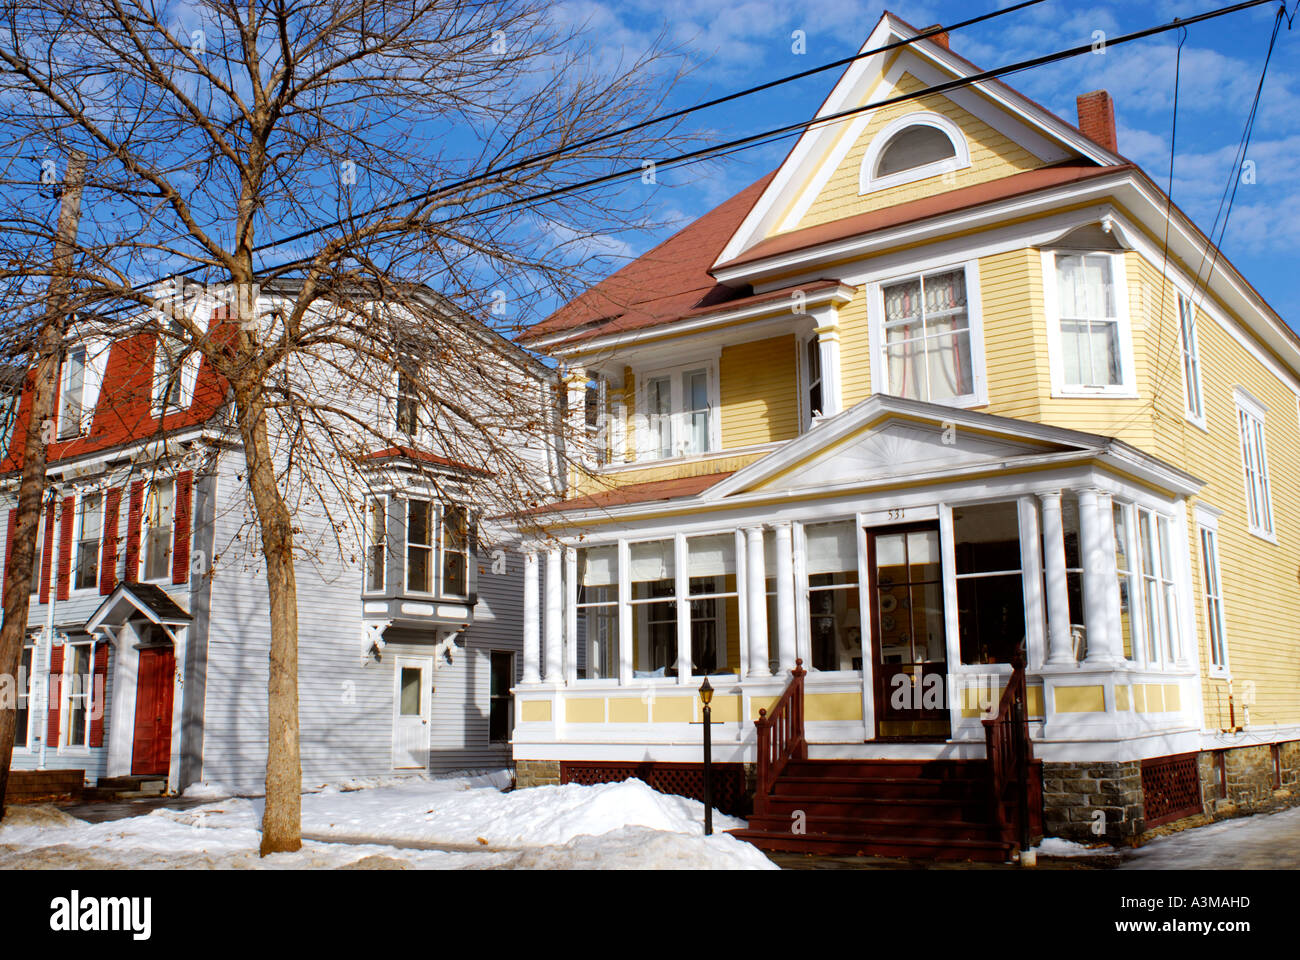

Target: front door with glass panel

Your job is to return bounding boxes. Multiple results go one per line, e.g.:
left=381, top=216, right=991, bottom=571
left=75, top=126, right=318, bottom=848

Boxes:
left=392, top=656, right=432, bottom=769
left=866, top=524, right=950, bottom=740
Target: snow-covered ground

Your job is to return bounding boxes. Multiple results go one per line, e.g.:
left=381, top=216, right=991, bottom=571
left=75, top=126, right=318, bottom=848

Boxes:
left=0, top=773, right=777, bottom=870
left=1119, top=804, right=1300, bottom=870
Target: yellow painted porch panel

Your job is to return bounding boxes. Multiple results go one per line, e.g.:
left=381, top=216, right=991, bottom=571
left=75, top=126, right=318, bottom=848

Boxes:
left=719, top=334, right=800, bottom=448
left=652, top=696, right=694, bottom=723
left=1053, top=685, right=1106, bottom=714
left=520, top=700, right=552, bottom=723
left=805, top=692, right=863, bottom=722
left=957, top=683, right=1045, bottom=720
left=750, top=696, right=778, bottom=720
left=565, top=698, right=605, bottom=723
left=1115, top=685, right=1132, bottom=712
left=797, top=73, right=1046, bottom=231
left=608, top=697, right=648, bottom=723
left=707, top=695, right=741, bottom=723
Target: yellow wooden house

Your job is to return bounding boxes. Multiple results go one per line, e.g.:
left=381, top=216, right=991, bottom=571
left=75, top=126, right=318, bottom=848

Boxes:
left=505, top=13, right=1300, bottom=857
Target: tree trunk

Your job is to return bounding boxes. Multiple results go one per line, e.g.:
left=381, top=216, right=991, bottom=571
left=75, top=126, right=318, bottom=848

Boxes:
left=234, top=385, right=302, bottom=855
left=0, top=151, right=86, bottom=819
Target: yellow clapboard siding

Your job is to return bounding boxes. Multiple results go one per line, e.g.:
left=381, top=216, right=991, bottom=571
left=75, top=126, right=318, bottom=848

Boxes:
left=719, top=334, right=800, bottom=448
left=796, top=73, right=1045, bottom=232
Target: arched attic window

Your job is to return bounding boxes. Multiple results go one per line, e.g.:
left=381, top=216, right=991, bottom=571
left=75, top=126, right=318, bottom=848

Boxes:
left=860, top=113, right=970, bottom=193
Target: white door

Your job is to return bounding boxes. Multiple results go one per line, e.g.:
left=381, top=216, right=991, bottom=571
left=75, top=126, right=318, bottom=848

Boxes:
left=392, top=656, right=432, bottom=769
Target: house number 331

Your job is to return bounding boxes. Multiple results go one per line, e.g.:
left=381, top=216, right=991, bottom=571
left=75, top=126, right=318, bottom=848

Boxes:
left=887, top=508, right=905, bottom=520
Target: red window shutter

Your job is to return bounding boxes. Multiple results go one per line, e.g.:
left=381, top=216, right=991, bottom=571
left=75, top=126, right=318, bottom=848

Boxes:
left=99, top=487, right=122, bottom=595
left=56, top=496, right=74, bottom=601
left=47, top=645, right=63, bottom=745
left=88, top=642, right=109, bottom=747
left=172, top=471, right=192, bottom=585
left=3, top=508, right=15, bottom=607
left=124, top=481, right=143, bottom=583
left=39, top=500, right=55, bottom=603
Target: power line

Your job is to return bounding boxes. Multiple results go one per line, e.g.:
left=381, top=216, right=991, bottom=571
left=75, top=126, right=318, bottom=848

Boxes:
left=78, top=0, right=1283, bottom=318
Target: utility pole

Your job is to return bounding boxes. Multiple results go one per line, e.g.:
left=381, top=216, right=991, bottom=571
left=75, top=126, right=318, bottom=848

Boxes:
left=0, top=150, right=87, bottom=815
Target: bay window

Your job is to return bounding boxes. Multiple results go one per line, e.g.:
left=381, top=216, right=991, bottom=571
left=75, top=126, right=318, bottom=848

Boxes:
left=1112, top=502, right=1138, bottom=661
left=404, top=498, right=472, bottom=598
left=441, top=505, right=469, bottom=598
left=1136, top=509, right=1180, bottom=665
left=878, top=267, right=978, bottom=405
left=406, top=499, right=435, bottom=592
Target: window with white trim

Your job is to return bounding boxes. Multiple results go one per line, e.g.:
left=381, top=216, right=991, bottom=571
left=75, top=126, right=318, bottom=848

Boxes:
left=1178, top=295, right=1204, bottom=422
left=577, top=545, right=618, bottom=679
left=1198, top=523, right=1229, bottom=674
left=1235, top=394, right=1273, bottom=538
left=364, top=496, right=387, bottom=593
left=62, top=641, right=92, bottom=748
left=154, top=320, right=187, bottom=413
left=875, top=265, right=982, bottom=405
left=73, top=492, right=102, bottom=591
left=860, top=113, right=970, bottom=193
left=404, top=498, right=472, bottom=598
left=15, top=644, right=32, bottom=747
left=1135, top=509, right=1180, bottom=665
left=1054, top=253, right=1123, bottom=388
left=143, top=479, right=175, bottom=582
left=29, top=508, right=45, bottom=595
left=803, top=337, right=823, bottom=428
left=637, top=364, right=715, bottom=461
left=58, top=346, right=88, bottom=438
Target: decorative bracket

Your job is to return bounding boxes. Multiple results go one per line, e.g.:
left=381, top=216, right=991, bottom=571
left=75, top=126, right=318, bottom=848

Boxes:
left=361, top=619, right=393, bottom=664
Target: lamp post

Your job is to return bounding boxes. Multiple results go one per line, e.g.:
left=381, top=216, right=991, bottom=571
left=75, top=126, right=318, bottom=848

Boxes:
left=699, top=676, right=713, bottom=836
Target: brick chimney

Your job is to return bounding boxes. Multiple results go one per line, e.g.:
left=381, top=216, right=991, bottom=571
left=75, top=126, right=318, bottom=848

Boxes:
left=1076, top=90, right=1118, bottom=153
left=919, top=24, right=950, bottom=50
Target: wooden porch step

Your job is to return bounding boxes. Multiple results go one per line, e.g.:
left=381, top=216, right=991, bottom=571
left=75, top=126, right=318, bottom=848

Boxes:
left=745, top=813, right=994, bottom=841
left=729, top=828, right=1015, bottom=862
left=783, top=759, right=990, bottom=779
left=761, top=793, right=1014, bottom=823
left=770, top=775, right=984, bottom=799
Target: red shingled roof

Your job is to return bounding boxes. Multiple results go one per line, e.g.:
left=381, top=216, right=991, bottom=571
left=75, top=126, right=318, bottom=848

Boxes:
left=518, top=173, right=776, bottom=346
left=1, top=322, right=234, bottom=475
left=361, top=446, right=488, bottom=476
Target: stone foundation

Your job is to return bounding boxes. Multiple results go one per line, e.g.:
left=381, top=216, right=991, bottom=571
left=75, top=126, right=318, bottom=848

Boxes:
left=513, top=760, right=561, bottom=789
left=1042, top=760, right=1145, bottom=844
left=1198, top=740, right=1300, bottom=819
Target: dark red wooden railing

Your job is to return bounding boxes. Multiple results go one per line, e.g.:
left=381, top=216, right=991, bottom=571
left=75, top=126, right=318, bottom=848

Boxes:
left=981, top=653, right=1033, bottom=852
left=752, top=659, right=806, bottom=816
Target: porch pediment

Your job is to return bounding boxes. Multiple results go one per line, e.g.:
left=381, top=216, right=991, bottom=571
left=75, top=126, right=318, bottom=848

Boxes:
left=702, top=395, right=1098, bottom=500
left=85, top=581, right=193, bottom=636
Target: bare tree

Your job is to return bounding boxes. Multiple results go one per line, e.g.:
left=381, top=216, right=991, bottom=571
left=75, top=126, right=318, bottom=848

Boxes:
left=0, top=0, right=689, bottom=850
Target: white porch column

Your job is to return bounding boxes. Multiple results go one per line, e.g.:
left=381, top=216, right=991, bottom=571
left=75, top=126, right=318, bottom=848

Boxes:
left=744, top=526, right=770, bottom=677
left=544, top=547, right=563, bottom=682
left=564, top=546, right=578, bottom=684
left=1079, top=488, right=1116, bottom=665
left=814, top=321, right=843, bottom=417
left=1039, top=492, right=1074, bottom=664
left=674, top=533, right=691, bottom=683
left=521, top=549, right=541, bottom=682
left=774, top=522, right=797, bottom=672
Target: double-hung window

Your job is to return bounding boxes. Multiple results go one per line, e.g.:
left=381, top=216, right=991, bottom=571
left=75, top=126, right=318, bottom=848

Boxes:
left=878, top=267, right=979, bottom=405
left=407, top=499, right=435, bottom=593
left=63, top=642, right=92, bottom=748
left=74, top=493, right=102, bottom=591
left=1051, top=253, right=1130, bottom=392
left=1198, top=520, right=1229, bottom=675
left=365, top=497, right=387, bottom=593
left=1178, top=295, right=1204, bottom=422
left=441, top=505, right=469, bottom=598
left=59, top=346, right=88, bottom=439
left=15, top=645, right=32, bottom=747
left=639, top=365, right=714, bottom=461
left=395, top=372, right=419, bottom=437
left=489, top=651, right=514, bottom=742
left=1136, top=509, right=1180, bottom=666
left=804, top=338, right=823, bottom=425
left=577, top=545, right=619, bottom=679
left=143, top=479, right=175, bottom=581
left=1235, top=391, right=1273, bottom=538
left=405, top=498, right=471, bottom=597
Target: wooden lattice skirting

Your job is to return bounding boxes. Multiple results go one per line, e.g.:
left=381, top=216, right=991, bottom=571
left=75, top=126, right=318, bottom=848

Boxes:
left=1141, top=752, right=1203, bottom=827
left=559, top=761, right=750, bottom=817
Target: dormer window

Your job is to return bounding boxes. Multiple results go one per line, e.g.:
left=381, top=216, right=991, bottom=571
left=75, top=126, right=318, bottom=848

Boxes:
left=58, top=346, right=87, bottom=438
left=154, top=321, right=186, bottom=412
left=860, top=113, right=970, bottom=193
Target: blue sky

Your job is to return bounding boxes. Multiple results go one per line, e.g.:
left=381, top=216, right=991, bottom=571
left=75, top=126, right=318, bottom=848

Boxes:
left=557, top=0, right=1300, bottom=328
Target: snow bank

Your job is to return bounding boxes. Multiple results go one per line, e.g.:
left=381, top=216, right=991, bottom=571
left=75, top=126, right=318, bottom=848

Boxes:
left=1031, top=837, right=1115, bottom=857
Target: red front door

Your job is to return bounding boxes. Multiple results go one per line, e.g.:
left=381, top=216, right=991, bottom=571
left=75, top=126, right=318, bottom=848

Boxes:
left=131, top=647, right=175, bottom=776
